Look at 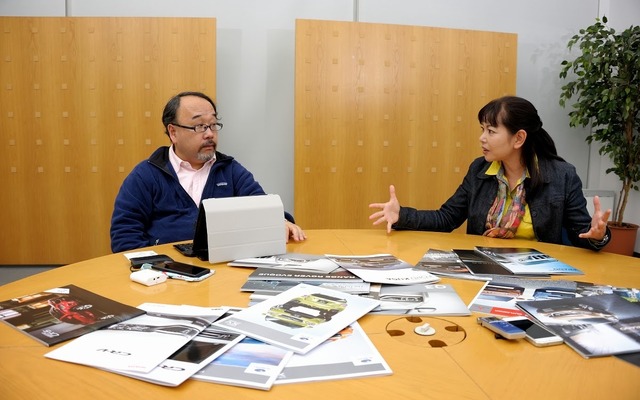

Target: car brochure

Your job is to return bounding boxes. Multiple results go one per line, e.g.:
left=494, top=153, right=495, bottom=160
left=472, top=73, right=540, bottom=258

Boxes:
left=193, top=336, right=293, bottom=390
left=474, top=247, right=584, bottom=275
left=0, top=284, right=144, bottom=346
left=575, top=282, right=640, bottom=302
left=275, top=322, right=392, bottom=385
left=241, top=279, right=371, bottom=295
left=192, top=306, right=293, bottom=390
left=414, top=249, right=490, bottom=281
left=453, top=249, right=518, bottom=276
left=246, top=267, right=363, bottom=283
left=325, top=254, right=440, bottom=285
left=213, top=283, right=380, bottom=354
left=228, top=253, right=339, bottom=274
left=247, top=284, right=372, bottom=307
left=468, top=277, right=578, bottom=317
left=453, top=249, right=552, bottom=277
left=364, top=283, right=471, bottom=316
left=45, top=303, right=220, bottom=373
left=516, top=294, right=640, bottom=358
left=102, top=307, right=236, bottom=387
left=418, top=249, right=549, bottom=280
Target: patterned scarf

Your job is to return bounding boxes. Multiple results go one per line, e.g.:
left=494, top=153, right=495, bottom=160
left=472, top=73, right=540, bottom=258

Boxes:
left=483, top=167, right=527, bottom=239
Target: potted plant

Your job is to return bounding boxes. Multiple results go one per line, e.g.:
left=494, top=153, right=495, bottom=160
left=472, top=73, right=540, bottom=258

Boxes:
left=559, top=16, right=640, bottom=256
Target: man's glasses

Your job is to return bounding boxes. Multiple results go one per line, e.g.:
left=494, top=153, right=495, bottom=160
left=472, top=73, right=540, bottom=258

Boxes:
left=171, top=122, right=223, bottom=133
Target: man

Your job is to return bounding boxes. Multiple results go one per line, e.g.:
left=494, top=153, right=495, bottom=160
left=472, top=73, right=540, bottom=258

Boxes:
left=110, top=91, right=306, bottom=252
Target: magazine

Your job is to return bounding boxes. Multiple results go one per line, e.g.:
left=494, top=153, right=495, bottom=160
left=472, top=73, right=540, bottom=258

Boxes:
left=474, top=247, right=584, bottom=275
left=213, top=283, right=380, bottom=354
left=228, top=253, right=339, bottom=273
left=325, top=254, right=440, bottom=285
left=517, top=294, right=640, bottom=358
left=241, top=280, right=371, bottom=295
left=104, top=307, right=236, bottom=387
left=246, top=267, right=363, bottom=283
left=468, top=277, right=578, bottom=317
left=364, top=283, right=470, bottom=316
left=0, top=284, right=144, bottom=346
left=45, top=303, right=219, bottom=373
left=275, top=322, right=392, bottom=384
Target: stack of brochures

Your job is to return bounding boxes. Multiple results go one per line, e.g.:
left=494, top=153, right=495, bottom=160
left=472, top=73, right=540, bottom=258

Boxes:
left=239, top=252, right=470, bottom=316
left=468, top=277, right=579, bottom=317
left=242, top=266, right=371, bottom=294
left=0, top=282, right=394, bottom=390
left=228, top=253, right=339, bottom=273
left=415, top=247, right=584, bottom=280
left=517, top=293, right=640, bottom=358
left=195, top=289, right=393, bottom=389
left=44, top=303, right=232, bottom=386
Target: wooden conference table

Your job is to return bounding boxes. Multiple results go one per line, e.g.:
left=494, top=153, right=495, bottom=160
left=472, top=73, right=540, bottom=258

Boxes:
left=0, top=230, right=638, bottom=400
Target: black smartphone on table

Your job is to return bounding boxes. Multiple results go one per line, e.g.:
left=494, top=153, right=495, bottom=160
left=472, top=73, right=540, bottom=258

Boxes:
left=504, top=316, right=564, bottom=347
left=151, top=261, right=211, bottom=278
left=129, top=254, right=174, bottom=268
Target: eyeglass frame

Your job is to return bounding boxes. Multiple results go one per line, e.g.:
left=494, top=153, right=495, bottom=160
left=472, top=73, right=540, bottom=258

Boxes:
left=170, top=122, right=223, bottom=133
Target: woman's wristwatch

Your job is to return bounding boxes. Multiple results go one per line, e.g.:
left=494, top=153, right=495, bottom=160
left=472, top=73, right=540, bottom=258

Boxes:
left=589, top=233, right=610, bottom=246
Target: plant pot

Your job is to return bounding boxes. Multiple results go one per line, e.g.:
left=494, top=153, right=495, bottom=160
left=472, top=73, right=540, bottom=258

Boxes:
left=602, top=222, right=639, bottom=257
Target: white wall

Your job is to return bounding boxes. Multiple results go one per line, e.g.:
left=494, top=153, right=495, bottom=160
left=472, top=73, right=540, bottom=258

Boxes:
left=2, top=0, right=639, bottom=252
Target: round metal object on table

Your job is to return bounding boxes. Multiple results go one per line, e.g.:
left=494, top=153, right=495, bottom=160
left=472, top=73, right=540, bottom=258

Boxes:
left=386, top=316, right=466, bottom=347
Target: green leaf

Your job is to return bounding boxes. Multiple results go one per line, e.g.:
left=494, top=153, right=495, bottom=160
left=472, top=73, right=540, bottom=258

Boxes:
left=558, top=17, right=640, bottom=223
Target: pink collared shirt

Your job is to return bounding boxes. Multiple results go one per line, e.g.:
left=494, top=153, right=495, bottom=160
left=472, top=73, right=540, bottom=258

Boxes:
left=169, top=146, right=215, bottom=206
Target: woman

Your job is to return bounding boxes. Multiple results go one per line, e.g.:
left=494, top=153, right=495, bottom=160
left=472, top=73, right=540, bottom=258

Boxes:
left=368, top=96, right=611, bottom=251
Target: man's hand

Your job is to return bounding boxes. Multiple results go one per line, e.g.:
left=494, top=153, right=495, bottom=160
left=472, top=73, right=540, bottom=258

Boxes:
left=286, top=221, right=307, bottom=242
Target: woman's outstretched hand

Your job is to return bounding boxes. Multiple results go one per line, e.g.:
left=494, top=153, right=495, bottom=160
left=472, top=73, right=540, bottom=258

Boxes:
left=578, top=195, right=612, bottom=242
left=368, top=185, right=401, bottom=233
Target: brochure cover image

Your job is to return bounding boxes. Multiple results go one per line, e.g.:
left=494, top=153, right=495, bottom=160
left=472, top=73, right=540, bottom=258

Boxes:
left=246, top=267, right=363, bottom=283
left=275, top=322, right=392, bottom=384
left=474, top=247, right=583, bottom=275
left=106, top=307, right=238, bottom=387
left=192, top=306, right=292, bottom=390
left=193, top=335, right=293, bottom=390
left=241, top=280, right=371, bottom=295
left=365, top=283, right=471, bottom=316
left=325, top=254, right=440, bottom=285
left=229, top=253, right=339, bottom=274
left=0, top=284, right=144, bottom=346
left=575, top=282, right=640, bottom=302
left=468, top=277, right=578, bottom=317
left=414, top=249, right=487, bottom=281
left=213, top=284, right=380, bottom=354
left=517, top=294, right=640, bottom=358
left=45, top=303, right=219, bottom=373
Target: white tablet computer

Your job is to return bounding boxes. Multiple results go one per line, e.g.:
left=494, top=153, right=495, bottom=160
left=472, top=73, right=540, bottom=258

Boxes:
left=202, top=194, right=287, bottom=263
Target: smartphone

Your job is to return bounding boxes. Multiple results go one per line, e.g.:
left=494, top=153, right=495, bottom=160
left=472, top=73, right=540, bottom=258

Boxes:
left=151, top=261, right=211, bottom=278
left=504, top=317, right=564, bottom=347
left=129, top=254, right=173, bottom=268
left=477, top=316, right=526, bottom=340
